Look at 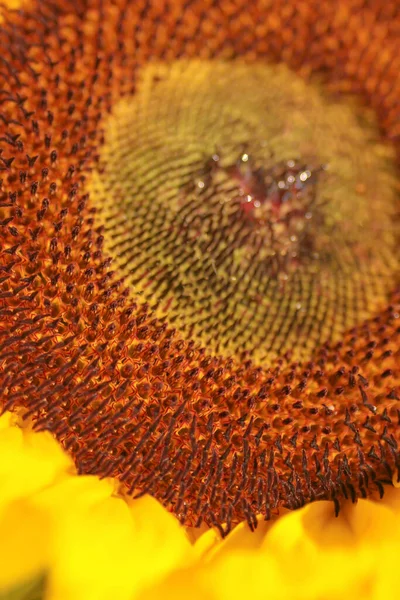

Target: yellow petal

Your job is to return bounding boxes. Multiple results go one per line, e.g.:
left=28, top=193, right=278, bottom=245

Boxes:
left=0, top=425, right=71, bottom=513
left=127, top=495, right=194, bottom=589
left=137, top=566, right=213, bottom=600
left=259, top=499, right=400, bottom=599
left=46, top=495, right=139, bottom=600
left=301, top=499, right=398, bottom=547
left=203, top=512, right=286, bottom=561
left=193, top=527, right=222, bottom=560
left=0, top=500, right=50, bottom=592
left=0, top=412, right=16, bottom=430
left=32, top=473, right=116, bottom=516
left=43, top=492, right=193, bottom=600
left=139, top=550, right=285, bottom=600
left=288, top=547, right=375, bottom=600
left=382, top=476, right=400, bottom=516
left=206, top=551, right=286, bottom=600
left=257, top=505, right=320, bottom=596
left=372, top=539, right=400, bottom=600
left=262, top=502, right=315, bottom=555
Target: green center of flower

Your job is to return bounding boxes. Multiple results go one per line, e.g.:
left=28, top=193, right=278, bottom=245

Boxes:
left=89, top=60, right=399, bottom=362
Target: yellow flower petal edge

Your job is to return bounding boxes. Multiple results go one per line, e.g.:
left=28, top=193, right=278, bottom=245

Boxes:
left=0, top=412, right=400, bottom=600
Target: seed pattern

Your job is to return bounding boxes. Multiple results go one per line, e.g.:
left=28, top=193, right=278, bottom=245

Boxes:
left=90, top=59, right=399, bottom=361
left=0, top=0, right=399, bottom=533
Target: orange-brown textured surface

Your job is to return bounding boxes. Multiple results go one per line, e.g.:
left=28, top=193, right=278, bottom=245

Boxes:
left=0, top=0, right=399, bottom=533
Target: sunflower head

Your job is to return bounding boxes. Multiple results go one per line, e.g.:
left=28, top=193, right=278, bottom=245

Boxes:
left=0, top=0, right=399, bottom=532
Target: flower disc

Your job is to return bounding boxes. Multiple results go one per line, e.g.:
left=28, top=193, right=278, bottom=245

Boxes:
left=90, top=60, right=399, bottom=361
left=0, top=0, right=400, bottom=531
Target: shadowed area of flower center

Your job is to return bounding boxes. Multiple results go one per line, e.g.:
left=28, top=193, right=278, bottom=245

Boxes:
left=90, top=61, right=399, bottom=363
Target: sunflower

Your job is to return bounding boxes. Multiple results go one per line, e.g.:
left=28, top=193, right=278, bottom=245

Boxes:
left=0, top=0, right=400, bottom=598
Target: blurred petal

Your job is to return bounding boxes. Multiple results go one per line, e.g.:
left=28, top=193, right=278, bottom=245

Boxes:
left=0, top=419, right=71, bottom=513
left=0, top=500, right=50, bottom=592
left=46, top=495, right=138, bottom=600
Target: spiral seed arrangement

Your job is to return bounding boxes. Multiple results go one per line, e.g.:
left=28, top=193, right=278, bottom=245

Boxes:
left=0, top=0, right=400, bottom=533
